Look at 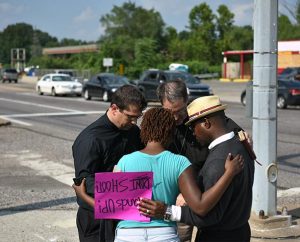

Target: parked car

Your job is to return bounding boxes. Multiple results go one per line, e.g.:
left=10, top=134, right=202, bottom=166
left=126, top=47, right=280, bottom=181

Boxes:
left=136, top=69, right=213, bottom=102
left=278, top=67, right=300, bottom=81
left=82, top=73, right=130, bottom=101
left=241, top=79, right=300, bottom=109
left=36, top=73, right=82, bottom=96
left=0, top=68, right=18, bottom=83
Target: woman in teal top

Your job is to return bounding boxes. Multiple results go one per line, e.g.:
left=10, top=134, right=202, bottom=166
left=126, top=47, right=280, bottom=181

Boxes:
left=73, top=107, right=244, bottom=242
left=116, top=149, right=190, bottom=229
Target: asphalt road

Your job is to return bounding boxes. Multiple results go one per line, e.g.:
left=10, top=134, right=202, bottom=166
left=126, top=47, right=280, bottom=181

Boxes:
left=0, top=79, right=299, bottom=241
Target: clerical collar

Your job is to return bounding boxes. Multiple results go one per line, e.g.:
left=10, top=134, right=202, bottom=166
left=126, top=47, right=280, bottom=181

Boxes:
left=208, top=131, right=235, bottom=150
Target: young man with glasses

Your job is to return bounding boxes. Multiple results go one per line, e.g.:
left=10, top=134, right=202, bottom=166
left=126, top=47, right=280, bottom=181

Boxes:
left=72, top=85, right=147, bottom=242
left=157, top=80, right=242, bottom=242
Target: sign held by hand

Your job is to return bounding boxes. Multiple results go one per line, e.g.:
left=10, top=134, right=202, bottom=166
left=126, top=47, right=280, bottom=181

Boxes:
left=94, top=172, right=153, bottom=221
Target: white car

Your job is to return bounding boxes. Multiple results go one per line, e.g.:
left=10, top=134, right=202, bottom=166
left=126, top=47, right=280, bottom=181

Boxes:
left=36, top=73, right=82, bottom=96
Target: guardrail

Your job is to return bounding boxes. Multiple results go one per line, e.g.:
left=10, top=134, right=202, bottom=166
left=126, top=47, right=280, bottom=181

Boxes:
left=194, top=73, right=219, bottom=79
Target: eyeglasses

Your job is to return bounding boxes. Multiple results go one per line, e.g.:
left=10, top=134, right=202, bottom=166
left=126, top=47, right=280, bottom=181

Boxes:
left=120, top=110, right=143, bottom=121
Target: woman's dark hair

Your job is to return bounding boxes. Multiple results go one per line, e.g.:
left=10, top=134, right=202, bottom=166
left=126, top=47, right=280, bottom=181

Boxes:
left=140, top=107, right=176, bottom=148
left=111, top=85, right=147, bottom=111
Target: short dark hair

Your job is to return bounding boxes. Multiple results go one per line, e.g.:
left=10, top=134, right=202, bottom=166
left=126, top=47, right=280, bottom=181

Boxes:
left=111, top=85, right=147, bottom=111
left=157, top=80, right=188, bottom=104
left=140, top=107, right=176, bottom=148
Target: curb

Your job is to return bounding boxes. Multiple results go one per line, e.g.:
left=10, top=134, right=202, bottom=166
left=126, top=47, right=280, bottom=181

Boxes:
left=251, top=221, right=300, bottom=239
left=250, top=212, right=300, bottom=239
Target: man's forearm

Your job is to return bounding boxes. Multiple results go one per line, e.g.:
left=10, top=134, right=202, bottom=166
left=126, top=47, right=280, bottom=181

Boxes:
left=180, top=205, right=220, bottom=228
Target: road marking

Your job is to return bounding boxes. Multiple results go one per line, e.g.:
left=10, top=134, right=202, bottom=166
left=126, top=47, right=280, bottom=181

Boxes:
left=0, top=97, right=79, bottom=112
left=33, top=234, right=47, bottom=241
left=0, top=116, right=32, bottom=126
left=0, top=95, right=106, bottom=126
left=53, top=218, right=76, bottom=228
left=17, top=152, right=75, bottom=187
left=0, top=111, right=105, bottom=126
left=4, top=110, right=105, bottom=118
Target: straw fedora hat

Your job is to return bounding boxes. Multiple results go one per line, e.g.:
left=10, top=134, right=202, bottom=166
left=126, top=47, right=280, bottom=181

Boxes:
left=185, top=95, right=227, bottom=126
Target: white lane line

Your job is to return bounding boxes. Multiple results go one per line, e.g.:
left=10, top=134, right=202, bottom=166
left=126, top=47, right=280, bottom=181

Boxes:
left=0, top=97, right=79, bottom=112
left=4, top=110, right=105, bottom=118
left=0, top=116, right=32, bottom=126
left=1, top=109, right=106, bottom=126
left=18, top=154, right=75, bottom=187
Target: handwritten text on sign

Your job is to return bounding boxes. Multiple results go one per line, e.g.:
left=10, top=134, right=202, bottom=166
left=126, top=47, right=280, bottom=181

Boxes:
left=94, top=172, right=153, bottom=222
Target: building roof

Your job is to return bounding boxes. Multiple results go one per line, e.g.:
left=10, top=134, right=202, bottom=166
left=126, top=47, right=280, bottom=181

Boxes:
left=43, top=44, right=99, bottom=55
left=222, top=40, right=300, bottom=56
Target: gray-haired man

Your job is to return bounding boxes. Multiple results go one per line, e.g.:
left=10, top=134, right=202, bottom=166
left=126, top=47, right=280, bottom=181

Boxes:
left=157, top=80, right=241, bottom=242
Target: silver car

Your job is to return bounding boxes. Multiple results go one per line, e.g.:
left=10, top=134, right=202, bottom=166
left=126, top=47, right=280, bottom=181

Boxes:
left=1, top=68, right=18, bottom=83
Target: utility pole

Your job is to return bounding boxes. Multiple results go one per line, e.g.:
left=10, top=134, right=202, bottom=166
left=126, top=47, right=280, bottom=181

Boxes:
left=252, top=0, right=278, bottom=216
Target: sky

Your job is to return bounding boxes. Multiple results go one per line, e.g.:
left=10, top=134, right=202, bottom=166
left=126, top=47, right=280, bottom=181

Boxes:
left=0, top=0, right=297, bottom=42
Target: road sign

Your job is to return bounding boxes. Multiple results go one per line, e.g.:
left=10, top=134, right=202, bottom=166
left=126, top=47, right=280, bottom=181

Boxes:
left=103, top=58, right=113, bottom=67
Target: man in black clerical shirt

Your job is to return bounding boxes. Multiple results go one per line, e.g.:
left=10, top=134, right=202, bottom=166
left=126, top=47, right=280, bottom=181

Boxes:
left=72, top=85, right=147, bottom=242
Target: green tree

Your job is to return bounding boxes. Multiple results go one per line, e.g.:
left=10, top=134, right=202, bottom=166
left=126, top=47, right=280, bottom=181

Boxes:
left=278, top=14, right=300, bottom=40
left=60, top=38, right=88, bottom=46
left=0, top=23, right=33, bottom=64
left=188, top=3, right=216, bottom=63
left=297, top=0, right=300, bottom=24
left=100, top=2, right=165, bottom=42
left=99, top=1, right=166, bottom=77
left=216, top=5, right=234, bottom=39
left=134, top=38, right=161, bottom=69
left=228, top=25, right=253, bottom=51
left=215, top=5, right=235, bottom=61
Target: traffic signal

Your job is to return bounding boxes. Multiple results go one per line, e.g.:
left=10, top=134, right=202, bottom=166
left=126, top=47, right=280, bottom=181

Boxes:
left=12, top=49, right=18, bottom=60
left=19, top=49, right=25, bottom=60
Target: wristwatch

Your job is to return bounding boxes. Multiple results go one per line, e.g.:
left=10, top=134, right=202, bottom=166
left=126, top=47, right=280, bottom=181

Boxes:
left=164, top=205, right=172, bottom=222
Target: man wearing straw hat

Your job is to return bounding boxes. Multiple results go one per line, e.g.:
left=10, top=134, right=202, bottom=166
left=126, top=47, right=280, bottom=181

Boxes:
left=157, top=80, right=244, bottom=241
left=139, top=95, right=255, bottom=242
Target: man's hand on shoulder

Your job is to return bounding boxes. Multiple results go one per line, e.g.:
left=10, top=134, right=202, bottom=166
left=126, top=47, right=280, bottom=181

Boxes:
left=137, top=198, right=167, bottom=219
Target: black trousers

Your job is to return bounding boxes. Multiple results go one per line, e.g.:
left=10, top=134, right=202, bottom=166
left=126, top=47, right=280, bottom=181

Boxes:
left=77, top=207, right=117, bottom=242
left=77, top=207, right=100, bottom=242
left=196, top=223, right=251, bottom=242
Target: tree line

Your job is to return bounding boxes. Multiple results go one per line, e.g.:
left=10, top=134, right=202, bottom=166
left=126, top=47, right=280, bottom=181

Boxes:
left=0, top=2, right=299, bottom=79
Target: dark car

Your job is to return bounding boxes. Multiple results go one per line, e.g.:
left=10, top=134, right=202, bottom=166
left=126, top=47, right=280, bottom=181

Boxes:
left=241, top=79, right=300, bottom=109
left=278, top=67, right=300, bottom=81
left=0, top=68, right=18, bottom=83
left=137, top=69, right=213, bottom=102
left=82, top=73, right=130, bottom=101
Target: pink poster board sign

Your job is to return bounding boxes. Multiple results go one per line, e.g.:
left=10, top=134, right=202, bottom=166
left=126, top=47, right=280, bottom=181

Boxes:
left=94, top=172, right=153, bottom=222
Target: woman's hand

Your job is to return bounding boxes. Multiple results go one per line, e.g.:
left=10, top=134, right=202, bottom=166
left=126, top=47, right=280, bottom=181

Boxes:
left=225, top=153, right=244, bottom=176
left=137, top=197, right=167, bottom=219
left=176, top=193, right=187, bottom=206
left=72, top=178, right=87, bottom=198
